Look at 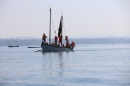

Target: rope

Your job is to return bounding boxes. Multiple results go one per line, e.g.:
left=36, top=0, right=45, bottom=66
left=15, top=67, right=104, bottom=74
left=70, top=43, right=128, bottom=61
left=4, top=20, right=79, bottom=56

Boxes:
left=51, top=13, right=56, bottom=37
left=51, top=13, right=56, bottom=43
left=62, top=13, right=66, bottom=36
left=63, top=21, right=66, bottom=36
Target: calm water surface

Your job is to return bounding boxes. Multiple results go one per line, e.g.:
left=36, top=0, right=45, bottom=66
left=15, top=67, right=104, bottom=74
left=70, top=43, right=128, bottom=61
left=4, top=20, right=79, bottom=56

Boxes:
left=0, top=44, right=130, bottom=86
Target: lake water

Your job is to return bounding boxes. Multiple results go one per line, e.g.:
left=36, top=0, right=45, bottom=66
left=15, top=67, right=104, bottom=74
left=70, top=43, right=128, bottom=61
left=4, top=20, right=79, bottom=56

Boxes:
left=0, top=44, right=130, bottom=86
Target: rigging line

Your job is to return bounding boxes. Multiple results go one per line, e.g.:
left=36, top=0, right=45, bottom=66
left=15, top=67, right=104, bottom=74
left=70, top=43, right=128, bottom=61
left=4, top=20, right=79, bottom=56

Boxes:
left=51, top=13, right=56, bottom=37
left=62, top=13, right=66, bottom=36
left=43, top=8, right=49, bottom=42
left=51, top=13, right=57, bottom=43
left=63, top=20, right=66, bottom=36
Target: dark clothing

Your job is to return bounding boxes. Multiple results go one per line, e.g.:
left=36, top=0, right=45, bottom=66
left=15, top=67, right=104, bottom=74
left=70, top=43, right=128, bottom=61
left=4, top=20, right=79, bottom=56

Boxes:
left=55, top=40, right=57, bottom=45
left=54, top=36, right=58, bottom=45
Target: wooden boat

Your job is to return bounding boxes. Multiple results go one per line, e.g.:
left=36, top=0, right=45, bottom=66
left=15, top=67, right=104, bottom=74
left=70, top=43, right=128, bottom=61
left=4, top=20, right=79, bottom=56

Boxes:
left=8, top=45, right=19, bottom=47
left=41, top=43, right=74, bottom=52
left=41, top=8, right=75, bottom=52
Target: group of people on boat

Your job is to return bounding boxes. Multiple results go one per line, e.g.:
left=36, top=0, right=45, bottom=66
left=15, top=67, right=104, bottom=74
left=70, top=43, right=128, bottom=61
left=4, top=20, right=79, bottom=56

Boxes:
left=42, top=33, right=75, bottom=48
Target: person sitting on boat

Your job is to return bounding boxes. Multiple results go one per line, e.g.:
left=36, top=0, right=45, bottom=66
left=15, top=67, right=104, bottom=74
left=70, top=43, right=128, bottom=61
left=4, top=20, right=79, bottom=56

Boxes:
left=62, top=44, right=65, bottom=48
left=59, top=34, right=62, bottom=46
left=71, top=41, right=75, bottom=48
left=42, top=33, right=47, bottom=43
left=54, top=35, right=58, bottom=45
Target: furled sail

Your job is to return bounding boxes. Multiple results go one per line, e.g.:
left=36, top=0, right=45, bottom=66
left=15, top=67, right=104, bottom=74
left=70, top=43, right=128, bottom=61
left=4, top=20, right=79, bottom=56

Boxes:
left=58, top=16, right=63, bottom=37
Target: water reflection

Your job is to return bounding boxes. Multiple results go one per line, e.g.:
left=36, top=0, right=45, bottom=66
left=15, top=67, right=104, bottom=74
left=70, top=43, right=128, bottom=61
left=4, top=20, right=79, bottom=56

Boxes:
left=58, top=52, right=64, bottom=77
left=41, top=52, right=66, bottom=78
left=41, top=52, right=52, bottom=77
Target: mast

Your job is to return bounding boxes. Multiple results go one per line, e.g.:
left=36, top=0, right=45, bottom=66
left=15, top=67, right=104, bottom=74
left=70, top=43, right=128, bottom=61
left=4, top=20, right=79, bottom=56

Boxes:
left=49, top=8, right=51, bottom=45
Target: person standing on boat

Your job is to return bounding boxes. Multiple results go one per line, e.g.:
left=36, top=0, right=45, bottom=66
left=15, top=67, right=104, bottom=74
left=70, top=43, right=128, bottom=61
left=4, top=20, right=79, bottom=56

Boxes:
left=42, top=33, right=47, bottom=43
left=59, top=34, right=62, bottom=46
left=54, top=35, right=58, bottom=45
left=65, top=36, right=69, bottom=43
left=65, top=36, right=69, bottom=47
left=66, top=41, right=69, bottom=47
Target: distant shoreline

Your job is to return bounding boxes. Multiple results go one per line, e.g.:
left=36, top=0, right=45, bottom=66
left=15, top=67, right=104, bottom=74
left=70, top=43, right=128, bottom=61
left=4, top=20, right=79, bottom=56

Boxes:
left=0, top=38, right=130, bottom=46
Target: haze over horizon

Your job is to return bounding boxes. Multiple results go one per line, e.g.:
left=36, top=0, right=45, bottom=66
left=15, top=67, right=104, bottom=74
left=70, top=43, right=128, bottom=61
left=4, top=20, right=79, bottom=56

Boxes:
left=0, top=0, right=130, bottom=38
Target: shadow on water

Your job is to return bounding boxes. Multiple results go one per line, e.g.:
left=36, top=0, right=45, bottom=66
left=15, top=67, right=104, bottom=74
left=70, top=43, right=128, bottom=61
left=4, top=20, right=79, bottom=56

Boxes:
left=34, top=50, right=42, bottom=52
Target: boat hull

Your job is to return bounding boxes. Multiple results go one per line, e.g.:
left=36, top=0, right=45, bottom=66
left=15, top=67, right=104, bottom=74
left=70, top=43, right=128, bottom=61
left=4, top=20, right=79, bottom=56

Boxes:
left=41, top=43, right=74, bottom=52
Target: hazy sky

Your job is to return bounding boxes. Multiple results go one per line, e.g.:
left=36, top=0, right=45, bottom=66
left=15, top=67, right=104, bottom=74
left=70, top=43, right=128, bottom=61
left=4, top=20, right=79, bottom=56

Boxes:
left=0, top=0, right=130, bottom=38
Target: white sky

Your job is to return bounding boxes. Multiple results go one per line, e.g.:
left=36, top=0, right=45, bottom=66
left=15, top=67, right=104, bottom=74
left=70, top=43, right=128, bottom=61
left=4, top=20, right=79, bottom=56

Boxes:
left=0, top=0, right=130, bottom=38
